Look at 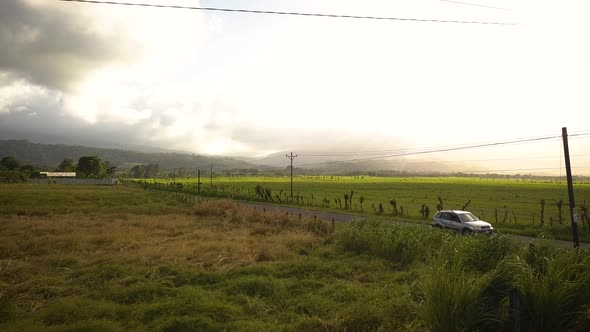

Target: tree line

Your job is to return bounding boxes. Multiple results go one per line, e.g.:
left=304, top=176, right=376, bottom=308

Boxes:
left=0, top=155, right=117, bottom=182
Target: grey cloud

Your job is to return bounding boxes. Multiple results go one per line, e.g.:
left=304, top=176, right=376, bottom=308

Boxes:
left=0, top=0, right=132, bottom=91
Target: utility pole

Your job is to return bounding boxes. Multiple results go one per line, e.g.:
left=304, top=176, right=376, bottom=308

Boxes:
left=562, top=127, right=580, bottom=248
left=286, top=152, right=298, bottom=203
left=210, top=163, right=213, bottom=189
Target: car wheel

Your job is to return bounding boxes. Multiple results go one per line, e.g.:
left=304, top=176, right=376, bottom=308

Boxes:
left=462, top=228, right=472, bottom=235
left=435, top=224, right=443, bottom=229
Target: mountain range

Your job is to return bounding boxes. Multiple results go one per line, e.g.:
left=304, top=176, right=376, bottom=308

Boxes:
left=0, top=140, right=258, bottom=171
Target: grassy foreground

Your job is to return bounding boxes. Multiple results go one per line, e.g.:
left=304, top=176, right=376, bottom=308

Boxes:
left=1, top=184, right=589, bottom=331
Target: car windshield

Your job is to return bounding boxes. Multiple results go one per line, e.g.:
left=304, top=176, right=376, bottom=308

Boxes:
left=458, top=213, right=479, bottom=222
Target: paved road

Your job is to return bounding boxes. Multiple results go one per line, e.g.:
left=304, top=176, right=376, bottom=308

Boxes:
left=236, top=200, right=589, bottom=249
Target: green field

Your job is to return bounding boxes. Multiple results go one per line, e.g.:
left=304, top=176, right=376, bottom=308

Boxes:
left=1, top=184, right=590, bottom=331
left=135, top=176, right=590, bottom=241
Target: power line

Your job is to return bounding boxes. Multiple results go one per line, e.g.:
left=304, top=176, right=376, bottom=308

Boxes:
left=570, top=132, right=590, bottom=138
left=298, top=132, right=587, bottom=157
left=59, top=0, right=515, bottom=25
left=440, top=0, right=509, bottom=11
left=297, top=135, right=564, bottom=167
left=299, top=132, right=590, bottom=165
left=407, top=154, right=590, bottom=164
left=252, top=132, right=590, bottom=166
left=461, top=165, right=590, bottom=174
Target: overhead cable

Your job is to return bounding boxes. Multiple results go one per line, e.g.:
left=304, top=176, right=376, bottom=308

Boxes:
left=297, top=135, right=564, bottom=167
left=59, top=0, right=515, bottom=25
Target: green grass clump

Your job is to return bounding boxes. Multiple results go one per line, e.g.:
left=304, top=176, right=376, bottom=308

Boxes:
left=517, top=247, right=590, bottom=331
left=417, top=262, right=489, bottom=332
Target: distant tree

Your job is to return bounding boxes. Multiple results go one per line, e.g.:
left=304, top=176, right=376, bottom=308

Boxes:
left=389, top=199, right=398, bottom=215
left=19, top=164, right=38, bottom=178
left=378, top=203, right=384, bottom=214
left=19, top=164, right=36, bottom=172
left=343, top=194, right=350, bottom=209
left=105, top=161, right=117, bottom=177
left=420, top=204, right=431, bottom=218
left=502, top=205, right=509, bottom=223
left=462, top=200, right=471, bottom=211
left=264, top=188, right=273, bottom=201
left=0, top=170, right=27, bottom=182
left=359, top=196, right=365, bottom=211
left=255, top=184, right=264, bottom=199
left=130, top=165, right=146, bottom=178
left=57, top=158, right=76, bottom=172
left=77, top=156, right=107, bottom=179
left=1, top=156, right=21, bottom=170
left=145, top=163, right=160, bottom=178
left=436, top=196, right=444, bottom=211
left=0, top=157, right=36, bottom=182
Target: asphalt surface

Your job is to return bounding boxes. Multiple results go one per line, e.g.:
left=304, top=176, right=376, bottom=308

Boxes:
left=236, top=200, right=589, bottom=249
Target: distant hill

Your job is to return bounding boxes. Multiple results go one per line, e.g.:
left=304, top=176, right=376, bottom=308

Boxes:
left=243, top=151, right=461, bottom=174
left=0, top=140, right=258, bottom=170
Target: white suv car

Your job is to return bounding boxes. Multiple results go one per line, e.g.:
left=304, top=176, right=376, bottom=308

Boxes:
left=432, top=210, right=493, bottom=235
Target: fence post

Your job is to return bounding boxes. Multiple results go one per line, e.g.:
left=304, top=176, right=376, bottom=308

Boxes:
left=332, top=217, right=335, bottom=231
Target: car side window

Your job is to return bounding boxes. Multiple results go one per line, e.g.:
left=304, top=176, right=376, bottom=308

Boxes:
left=440, top=212, right=450, bottom=220
left=450, top=214, right=461, bottom=222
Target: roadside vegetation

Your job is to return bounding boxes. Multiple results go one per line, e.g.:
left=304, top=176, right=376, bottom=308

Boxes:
left=1, top=184, right=589, bottom=331
left=129, top=176, right=590, bottom=242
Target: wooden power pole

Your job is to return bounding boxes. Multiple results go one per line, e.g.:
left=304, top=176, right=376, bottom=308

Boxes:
left=562, top=127, right=580, bottom=248
left=286, top=152, right=298, bottom=203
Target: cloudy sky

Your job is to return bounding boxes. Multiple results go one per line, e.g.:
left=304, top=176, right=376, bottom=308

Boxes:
left=1, top=0, right=590, bottom=174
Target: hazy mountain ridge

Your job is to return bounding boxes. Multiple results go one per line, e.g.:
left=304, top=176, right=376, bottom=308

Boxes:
left=0, top=140, right=257, bottom=170
left=244, top=151, right=464, bottom=174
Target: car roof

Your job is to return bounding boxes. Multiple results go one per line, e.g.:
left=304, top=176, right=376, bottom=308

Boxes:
left=438, top=210, right=472, bottom=214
